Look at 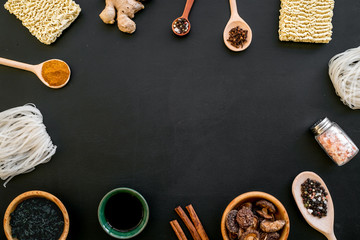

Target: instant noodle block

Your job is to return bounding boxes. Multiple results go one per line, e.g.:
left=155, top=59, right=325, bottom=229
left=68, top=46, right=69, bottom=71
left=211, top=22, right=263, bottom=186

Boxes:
left=279, top=0, right=334, bottom=43
left=4, top=0, right=81, bottom=45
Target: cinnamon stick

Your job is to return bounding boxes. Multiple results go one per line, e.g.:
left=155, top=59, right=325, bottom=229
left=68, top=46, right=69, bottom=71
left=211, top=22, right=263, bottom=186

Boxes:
left=170, top=220, right=188, bottom=240
left=175, top=206, right=202, bottom=240
left=186, top=204, right=209, bottom=240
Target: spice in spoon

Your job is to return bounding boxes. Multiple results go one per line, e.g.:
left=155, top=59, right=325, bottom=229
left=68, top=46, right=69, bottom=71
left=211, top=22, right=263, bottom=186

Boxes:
left=227, top=26, right=248, bottom=48
left=301, top=178, right=328, bottom=218
left=173, top=18, right=189, bottom=35
left=41, top=60, right=70, bottom=87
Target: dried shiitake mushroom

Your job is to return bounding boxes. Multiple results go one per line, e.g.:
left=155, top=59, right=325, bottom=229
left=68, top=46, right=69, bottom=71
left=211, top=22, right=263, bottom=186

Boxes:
left=260, top=232, right=280, bottom=240
left=256, top=200, right=276, bottom=220
left=225, top=199, right=286, bottom=240
left=238, top=228, right=245, bottom=238
left=260, top=220, right=286, bottom=233
left=256, top=200, right=276, bottom=212
left=240, top=202, right=253, bottom=209
left=240, top=229, right=260, bottom=240
left=226, top=210, right=240, bottom=234
left=249, top=215, right=259, bottom=230
left=229, top=232, right=238, bottom=240
left=236, top=206, right=256, bottom=229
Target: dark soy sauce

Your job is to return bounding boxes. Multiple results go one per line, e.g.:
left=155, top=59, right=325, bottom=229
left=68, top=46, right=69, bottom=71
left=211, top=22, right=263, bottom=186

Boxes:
left=104, top=192, right=143, bottom=231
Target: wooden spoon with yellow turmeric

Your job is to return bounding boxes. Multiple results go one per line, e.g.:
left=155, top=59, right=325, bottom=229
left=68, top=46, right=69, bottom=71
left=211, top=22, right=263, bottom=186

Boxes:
left=0, top=57, right=70, bottom=89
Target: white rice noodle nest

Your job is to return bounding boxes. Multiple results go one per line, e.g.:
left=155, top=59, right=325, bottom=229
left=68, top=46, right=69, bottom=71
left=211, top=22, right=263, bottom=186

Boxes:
left=329, top=46, right=360, bottom=109
left=0, top=104, right=56, bottom=187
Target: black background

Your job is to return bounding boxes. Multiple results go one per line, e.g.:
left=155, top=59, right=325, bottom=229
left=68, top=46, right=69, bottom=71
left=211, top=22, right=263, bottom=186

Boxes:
left=1, top=0, right=360, bottom=239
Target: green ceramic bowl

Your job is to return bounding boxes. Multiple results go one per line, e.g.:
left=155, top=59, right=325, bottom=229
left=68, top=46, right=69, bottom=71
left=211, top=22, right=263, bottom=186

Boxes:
left=98, top=188, right=149, bottom=239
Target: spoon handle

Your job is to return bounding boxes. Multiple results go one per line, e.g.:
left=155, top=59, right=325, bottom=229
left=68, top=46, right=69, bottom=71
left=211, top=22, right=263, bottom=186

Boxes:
left=326, top=232, right=337, bottom=240
left=181, top=0, right=194, bottom=19
left=0, top=57, right=35, bottom=73
left=229, top=0, right=240, bottom=19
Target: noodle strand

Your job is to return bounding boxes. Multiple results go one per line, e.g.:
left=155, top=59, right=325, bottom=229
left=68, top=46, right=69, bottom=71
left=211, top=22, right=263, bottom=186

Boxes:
left=0, top=104, right=56, bottom=187
left=329, top=46, right=360, bottom=109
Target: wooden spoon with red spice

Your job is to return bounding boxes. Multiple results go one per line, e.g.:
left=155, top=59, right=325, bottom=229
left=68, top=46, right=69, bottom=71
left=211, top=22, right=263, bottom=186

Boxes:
left=0, top=57, right=70, bottom=89
left=292, top=171, right=337, bottom=240
left=223, top=0, right=252, bottom=51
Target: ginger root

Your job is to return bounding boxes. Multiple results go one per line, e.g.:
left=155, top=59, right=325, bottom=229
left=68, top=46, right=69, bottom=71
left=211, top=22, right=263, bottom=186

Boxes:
left=99, top=0, right=144, bottom=33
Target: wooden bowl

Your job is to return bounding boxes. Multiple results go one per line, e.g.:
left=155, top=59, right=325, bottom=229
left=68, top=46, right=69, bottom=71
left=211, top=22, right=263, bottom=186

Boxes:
left=221, top=191, right=290, bottom=240
left=3, top=190, right=69, bottom=240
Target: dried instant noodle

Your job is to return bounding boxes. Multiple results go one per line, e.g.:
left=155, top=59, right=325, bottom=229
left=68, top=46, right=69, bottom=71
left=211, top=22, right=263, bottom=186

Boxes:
left=4, top=0, right=81, bottom=45
left=329, top=46, right=360, bottom=109
left=279, top=0, right=334, bottom=43
left=0, top=104, right=56, bottom=187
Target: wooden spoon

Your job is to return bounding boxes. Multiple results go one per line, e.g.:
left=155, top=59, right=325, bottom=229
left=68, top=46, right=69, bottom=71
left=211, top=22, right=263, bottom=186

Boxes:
left=223, top=0, right=252, bottom=51
left=292, top=171, right=337, bottom=240
left=0, top=57, right=70, bottom=89
left=171, top=0, right=194, bottom=36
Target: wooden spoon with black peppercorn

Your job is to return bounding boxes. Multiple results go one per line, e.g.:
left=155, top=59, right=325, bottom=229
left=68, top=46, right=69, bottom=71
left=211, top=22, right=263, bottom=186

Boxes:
left=223, top=0, right=252, bottom=51
left=292, top=171, right=337, bottom=240
left=171, top=0, right=194, bottom=36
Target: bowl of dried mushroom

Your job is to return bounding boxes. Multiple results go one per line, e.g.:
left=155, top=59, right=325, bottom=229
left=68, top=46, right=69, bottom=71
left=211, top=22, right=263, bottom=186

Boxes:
left=221, top=191, right=290, bottom=240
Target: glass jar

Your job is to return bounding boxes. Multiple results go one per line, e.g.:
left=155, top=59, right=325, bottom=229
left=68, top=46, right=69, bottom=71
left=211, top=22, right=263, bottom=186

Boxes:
left=311, top=117, right=358, bottom=166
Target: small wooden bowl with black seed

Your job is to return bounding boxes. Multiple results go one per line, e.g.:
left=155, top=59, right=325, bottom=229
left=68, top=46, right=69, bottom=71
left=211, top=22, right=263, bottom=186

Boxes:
left=3, top=190, right=70, bottom=240
left=221, top=191, right=290, bottom=240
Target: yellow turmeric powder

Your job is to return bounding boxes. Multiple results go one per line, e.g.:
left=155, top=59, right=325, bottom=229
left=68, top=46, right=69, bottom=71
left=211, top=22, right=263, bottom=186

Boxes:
left=41, top=60, right=70, bottom=87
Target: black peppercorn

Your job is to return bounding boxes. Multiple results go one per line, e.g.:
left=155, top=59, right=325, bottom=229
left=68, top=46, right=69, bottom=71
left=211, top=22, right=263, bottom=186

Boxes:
left=300, top=178, right=328, bottom=218
left=173, top=18, right=189, bottom=34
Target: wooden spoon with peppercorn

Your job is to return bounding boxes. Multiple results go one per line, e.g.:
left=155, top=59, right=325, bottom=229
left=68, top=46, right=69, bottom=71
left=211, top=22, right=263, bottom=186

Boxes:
left=0, top=57, right=70, bottom=89
left=292, top=171, right=337, bottom=240
left=171, top=0, right=194, bottom=36
left=223, top=0, right=252, bottom=51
